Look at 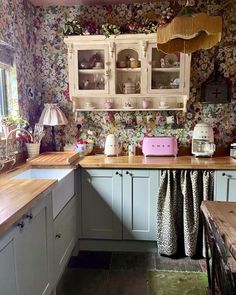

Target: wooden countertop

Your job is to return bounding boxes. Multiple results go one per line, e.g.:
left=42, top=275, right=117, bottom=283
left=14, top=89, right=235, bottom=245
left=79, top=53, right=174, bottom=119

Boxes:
left=0, top=178, right=57, bottom=236
left=78, top=155, right=236, bottom=169
left=201, top=200, right=236, bottom=260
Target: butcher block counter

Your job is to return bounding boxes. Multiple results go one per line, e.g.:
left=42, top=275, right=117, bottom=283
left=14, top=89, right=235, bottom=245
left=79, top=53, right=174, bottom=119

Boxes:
left=201, top=200, right=236, bottom=260
left=78, top=155, right=236, bottom=169
left=0, top=178, right=57, bottom=235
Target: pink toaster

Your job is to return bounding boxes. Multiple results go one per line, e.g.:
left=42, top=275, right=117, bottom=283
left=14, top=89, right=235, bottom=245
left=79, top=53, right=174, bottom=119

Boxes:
left=142, top=136, right=178, bottom=156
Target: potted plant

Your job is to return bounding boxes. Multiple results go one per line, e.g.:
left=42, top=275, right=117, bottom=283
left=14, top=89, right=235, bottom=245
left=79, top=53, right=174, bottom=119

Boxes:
left=0, top=114, right=29, bottom=138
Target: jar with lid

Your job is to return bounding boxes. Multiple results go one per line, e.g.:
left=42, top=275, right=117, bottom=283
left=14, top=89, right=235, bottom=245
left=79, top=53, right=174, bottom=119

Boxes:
left=230, top=143, right=236, bottom=157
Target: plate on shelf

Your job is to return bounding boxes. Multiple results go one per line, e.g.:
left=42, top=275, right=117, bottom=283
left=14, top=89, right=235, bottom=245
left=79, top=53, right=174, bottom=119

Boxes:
left=164, top=53, right=178, bottom=67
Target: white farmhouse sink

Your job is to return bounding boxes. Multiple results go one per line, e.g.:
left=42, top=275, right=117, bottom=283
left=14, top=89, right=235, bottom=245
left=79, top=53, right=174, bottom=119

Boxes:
left=13, top=168, right=75, bottom=218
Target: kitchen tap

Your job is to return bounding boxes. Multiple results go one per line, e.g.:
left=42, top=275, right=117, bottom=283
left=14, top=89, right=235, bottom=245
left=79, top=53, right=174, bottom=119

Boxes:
left=3, top=128, right=33, bottom=168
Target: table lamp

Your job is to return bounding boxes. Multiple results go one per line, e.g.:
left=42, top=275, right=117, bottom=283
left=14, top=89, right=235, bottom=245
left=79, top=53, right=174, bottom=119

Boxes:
left=39, top=103, right=68, bottom=151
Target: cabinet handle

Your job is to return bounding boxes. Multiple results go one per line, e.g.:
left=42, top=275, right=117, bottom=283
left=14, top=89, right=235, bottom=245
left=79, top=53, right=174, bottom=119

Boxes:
left=17, top=221, right=25, bottom=229
left=26, top=213, right=33, bottom=220
left=126, top=171, right=133, bottom=176
left=222, top=172, right=232, bottom=178
left=55, top=233, right=62, bottom=239
left=115, top=171, right=122, bottom=177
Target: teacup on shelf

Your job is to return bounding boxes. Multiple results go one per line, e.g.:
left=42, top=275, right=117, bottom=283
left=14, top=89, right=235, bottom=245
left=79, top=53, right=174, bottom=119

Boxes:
left=104, top=101, right=113, bottom=109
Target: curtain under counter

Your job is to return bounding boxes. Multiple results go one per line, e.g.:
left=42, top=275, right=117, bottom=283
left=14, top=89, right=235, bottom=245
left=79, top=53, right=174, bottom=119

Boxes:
left=157, top=169, right=214, bottom=257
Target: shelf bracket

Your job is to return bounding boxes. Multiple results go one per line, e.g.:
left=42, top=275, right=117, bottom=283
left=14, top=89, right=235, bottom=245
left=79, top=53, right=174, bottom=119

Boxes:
left=109, top=42, right=115, bottom=58
left=142, top=41, right=148, bottom=58
left=69, top=44, right=74, bottom=59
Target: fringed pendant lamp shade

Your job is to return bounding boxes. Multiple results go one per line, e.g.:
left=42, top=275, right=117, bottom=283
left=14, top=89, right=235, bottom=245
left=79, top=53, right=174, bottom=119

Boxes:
left=157, top=2, right=222, bottom=54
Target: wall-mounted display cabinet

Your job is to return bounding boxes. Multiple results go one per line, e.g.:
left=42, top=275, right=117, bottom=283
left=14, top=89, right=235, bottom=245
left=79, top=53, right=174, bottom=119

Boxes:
left=64, top=33, right=191, bottom=112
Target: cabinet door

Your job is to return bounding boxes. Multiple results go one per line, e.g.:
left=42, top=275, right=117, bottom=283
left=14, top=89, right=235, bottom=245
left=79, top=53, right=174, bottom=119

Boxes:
left=72, top=44, right=110, bottom=98
left=214, top=170, right=236, bottom=201
left=123, top=170, right=159, bottom=241
left=115, top=42, right=143, bottom=97
left=54, top=195, right=77, bottom=283
left=15, top=195, right=53, bottom=295
left=0, top=228, right=18, bottom=295
left=81, top=169, right=122, bottom=239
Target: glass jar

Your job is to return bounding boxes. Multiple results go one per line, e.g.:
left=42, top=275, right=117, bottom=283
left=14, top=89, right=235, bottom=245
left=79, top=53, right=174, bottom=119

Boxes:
left=230, top=143, right=236, bottom=157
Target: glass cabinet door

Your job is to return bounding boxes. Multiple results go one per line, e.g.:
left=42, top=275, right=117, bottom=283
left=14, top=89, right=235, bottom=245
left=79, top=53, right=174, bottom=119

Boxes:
left=74, top=45, right=109, bottom=95
left=148, top=45, right=181, bottom=93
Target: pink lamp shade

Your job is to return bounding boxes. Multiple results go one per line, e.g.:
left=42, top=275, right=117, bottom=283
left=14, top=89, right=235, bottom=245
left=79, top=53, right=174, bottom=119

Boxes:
left=38, top=103, right=68, bottom=126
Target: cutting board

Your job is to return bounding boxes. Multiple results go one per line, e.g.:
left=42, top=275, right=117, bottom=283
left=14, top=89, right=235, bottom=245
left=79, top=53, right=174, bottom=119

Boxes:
left=27, top=152, right=80, bottom=166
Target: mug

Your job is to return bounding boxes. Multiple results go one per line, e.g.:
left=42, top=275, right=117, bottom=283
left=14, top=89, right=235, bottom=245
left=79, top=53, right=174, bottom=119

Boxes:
left=142, top=100, right=149, bottom=109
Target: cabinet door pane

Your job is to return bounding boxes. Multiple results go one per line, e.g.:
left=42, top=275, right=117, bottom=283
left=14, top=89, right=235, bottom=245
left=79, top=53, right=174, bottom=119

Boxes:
left=149, top=47, right=180, bottom=91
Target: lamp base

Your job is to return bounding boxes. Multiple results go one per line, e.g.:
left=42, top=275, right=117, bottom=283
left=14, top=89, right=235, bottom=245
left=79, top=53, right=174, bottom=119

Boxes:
left=52, top=126, right=56, bottom=151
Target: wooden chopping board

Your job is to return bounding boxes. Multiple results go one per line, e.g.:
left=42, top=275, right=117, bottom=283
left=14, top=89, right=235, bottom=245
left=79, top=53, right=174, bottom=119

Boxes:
left=27, top=152, right=80, bottom=166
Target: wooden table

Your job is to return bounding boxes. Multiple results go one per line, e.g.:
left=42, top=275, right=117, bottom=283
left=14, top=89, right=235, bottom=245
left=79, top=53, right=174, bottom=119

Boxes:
left=201, top=201, right=236, bottom=260
left=201, top=201, right=236, bottom=294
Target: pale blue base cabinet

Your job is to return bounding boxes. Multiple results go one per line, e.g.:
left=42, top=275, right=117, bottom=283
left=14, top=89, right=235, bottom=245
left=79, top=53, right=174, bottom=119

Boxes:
left=0, top=194, right=53, bottom=295
left=80, top=169, right=159, bottom=241
left=214, top=170, right=236, bottom=201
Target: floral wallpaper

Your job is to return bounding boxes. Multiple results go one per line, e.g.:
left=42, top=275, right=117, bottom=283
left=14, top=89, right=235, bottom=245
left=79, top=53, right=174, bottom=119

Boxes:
left=0, top=0, right=236, bottom=154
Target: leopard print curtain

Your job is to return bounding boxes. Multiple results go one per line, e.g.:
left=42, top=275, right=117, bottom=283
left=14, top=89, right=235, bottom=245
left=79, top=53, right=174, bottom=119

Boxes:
left=157, top=170, right=214, bottom=257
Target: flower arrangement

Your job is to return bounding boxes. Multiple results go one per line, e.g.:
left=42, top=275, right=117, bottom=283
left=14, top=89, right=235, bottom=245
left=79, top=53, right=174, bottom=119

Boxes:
left=101, top=24, right=121, bottom=38
left=0, top=114, right=28, bottom=127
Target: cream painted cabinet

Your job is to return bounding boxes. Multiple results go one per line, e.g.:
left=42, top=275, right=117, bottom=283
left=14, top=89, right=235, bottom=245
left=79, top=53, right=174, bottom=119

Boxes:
left=64, top=33, right=191, bottom=112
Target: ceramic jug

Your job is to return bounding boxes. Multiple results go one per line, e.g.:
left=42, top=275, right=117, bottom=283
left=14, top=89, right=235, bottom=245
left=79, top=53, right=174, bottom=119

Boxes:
left=120, top=78, right=140, bottom=94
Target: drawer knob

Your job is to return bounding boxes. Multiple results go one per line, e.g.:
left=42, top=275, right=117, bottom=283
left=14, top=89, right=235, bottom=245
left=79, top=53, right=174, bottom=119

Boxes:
left=17, top=221, right=25, bottom=229
left=26, top=213, right=33, bottom=220
left=115, top=171, right=122, bottom=176
left=55, top=233, right=62, bottom=239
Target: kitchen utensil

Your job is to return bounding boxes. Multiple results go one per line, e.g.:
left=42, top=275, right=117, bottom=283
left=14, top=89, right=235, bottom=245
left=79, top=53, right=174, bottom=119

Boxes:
left=142, top=136, right=178, bottom=156
left=104, top=134, right=121, bottom=156
left=191, top=123, right=215, bottom=157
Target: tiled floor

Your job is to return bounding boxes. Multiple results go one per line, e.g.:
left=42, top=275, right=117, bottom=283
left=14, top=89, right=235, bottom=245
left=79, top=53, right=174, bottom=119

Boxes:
left=57, top=251, right=205, bottom=295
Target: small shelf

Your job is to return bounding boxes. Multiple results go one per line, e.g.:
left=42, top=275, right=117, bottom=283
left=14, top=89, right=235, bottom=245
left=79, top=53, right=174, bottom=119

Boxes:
left=75, top=108, right=184, bottom=112
left=116, top=68, right=141, bottom=72
left=78, top=69, right=104, bottom=74
left=152, top=67, right=180, bottom=72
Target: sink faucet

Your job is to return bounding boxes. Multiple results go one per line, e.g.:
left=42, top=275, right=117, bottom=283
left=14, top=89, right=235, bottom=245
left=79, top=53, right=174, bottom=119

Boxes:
left=4, top=128, right=33, bottom=167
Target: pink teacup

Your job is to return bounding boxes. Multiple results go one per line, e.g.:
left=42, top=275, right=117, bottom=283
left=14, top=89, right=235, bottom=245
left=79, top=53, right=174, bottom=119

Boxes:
left=104, top=101, right=113, bottom=109
left=142, top=100, right=149, bottom=109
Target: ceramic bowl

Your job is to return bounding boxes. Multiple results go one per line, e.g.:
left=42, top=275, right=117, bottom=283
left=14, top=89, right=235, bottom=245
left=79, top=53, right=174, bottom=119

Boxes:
left=73, top=143, right=93, bottom=156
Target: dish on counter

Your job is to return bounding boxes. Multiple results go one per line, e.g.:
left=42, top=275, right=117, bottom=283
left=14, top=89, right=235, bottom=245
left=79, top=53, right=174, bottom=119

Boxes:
left=164, top=53, right=178, bottom=67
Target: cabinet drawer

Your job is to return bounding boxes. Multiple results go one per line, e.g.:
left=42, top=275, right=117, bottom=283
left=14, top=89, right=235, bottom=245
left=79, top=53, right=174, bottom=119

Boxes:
left=54, top=195, right=77, bottom=282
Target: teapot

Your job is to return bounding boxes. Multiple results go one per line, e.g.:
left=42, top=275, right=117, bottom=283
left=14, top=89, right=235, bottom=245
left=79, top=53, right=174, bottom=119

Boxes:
left=119, top=78, right=140, bottom=94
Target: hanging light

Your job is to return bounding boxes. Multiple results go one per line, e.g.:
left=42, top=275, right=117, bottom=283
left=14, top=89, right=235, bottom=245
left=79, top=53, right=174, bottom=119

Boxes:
left=156, top=1, right=222, bottom=54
